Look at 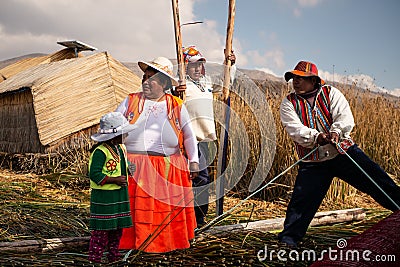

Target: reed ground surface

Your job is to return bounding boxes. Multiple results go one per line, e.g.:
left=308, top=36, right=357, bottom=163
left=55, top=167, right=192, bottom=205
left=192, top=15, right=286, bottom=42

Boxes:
left=0, top=168, right=394, bottom=267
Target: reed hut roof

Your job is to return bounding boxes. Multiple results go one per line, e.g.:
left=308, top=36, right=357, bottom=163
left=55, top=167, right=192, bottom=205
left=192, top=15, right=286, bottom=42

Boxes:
left=0, top=48, right=79, bottom=83
left=0, top=51, right=141, bottom=153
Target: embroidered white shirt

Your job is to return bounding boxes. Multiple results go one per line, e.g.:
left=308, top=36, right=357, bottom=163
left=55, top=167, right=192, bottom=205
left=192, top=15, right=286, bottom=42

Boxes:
left=116, top=98, right=199, bottom=163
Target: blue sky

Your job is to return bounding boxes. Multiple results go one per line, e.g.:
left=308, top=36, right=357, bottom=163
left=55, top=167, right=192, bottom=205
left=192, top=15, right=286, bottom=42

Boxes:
left=0, top=0, right=399, bottom=95
left=191, top=0, right=399, bottom=95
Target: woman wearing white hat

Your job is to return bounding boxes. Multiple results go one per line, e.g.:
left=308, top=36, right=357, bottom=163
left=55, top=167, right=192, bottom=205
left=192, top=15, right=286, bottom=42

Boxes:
left=88, top=112, right=137, bottom=263
left=116, top=57, right=199, bottom=253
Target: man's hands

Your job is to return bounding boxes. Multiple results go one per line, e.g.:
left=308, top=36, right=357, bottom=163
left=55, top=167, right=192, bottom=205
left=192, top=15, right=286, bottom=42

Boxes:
left=330, top=132, right=339, bottom=144
left=175, top=84, right=187, bottom=93
left=224, top=49, right=236, bottom=65
left=316, top=132, right=340, bottom=146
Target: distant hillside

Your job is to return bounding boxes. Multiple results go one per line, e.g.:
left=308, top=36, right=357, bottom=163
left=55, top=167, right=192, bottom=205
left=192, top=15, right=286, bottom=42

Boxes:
left=1, top=54, right=398, bottom=102
left=121, top=61, right=284, bottom=83
left=238, top=68, right=282, bottom=82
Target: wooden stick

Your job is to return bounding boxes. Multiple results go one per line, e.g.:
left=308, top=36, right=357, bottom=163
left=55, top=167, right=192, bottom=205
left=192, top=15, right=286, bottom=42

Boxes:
left=206, top=208, right=366, bottom=235
left=171, top=0, right=186, bottom=101
left=0, top=236, right=90, bottom=253
left=216, top=0, right=236, bottom=216
left=222, top=0, right=236, bottom=101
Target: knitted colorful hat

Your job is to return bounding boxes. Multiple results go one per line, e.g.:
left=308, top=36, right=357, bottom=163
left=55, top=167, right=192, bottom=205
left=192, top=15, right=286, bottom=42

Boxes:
left=183, top=46, right=206, bottom=63
left=284, top=61, right=325, bottom=85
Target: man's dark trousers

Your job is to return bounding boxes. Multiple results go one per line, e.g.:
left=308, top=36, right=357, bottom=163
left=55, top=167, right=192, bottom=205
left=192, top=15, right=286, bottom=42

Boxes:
left=278, top=144, right=400, bottom=245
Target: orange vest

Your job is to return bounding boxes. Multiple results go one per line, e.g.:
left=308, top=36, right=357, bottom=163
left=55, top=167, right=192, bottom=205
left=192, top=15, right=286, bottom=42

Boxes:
left=124, top=92, right=185, bottom=154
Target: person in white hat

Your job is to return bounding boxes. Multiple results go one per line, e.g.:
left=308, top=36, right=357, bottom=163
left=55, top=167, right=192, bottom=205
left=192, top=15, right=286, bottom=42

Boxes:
left=115, top=56, right=199, bottom=253
left=173, top=45, right=236, bottom=228
left=88, top=112, right=136, bottom=263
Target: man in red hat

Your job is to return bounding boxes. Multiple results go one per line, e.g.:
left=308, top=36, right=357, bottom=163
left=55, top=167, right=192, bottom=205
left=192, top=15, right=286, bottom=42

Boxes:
left=278, top=60, right=400, bottom=247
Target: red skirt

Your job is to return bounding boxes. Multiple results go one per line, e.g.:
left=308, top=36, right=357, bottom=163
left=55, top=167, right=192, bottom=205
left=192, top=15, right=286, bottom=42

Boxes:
left=119, top=153, right=196, bottom=253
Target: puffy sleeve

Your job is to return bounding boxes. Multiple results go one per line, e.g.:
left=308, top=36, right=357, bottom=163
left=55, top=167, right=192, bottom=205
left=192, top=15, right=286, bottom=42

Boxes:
left=180, top=104, right=199, bottom=163
left=279, top=97, right=320, bottom=148
left=115, top=97, right=129, bottom=115
left=329, top=87, right=355, bottom=139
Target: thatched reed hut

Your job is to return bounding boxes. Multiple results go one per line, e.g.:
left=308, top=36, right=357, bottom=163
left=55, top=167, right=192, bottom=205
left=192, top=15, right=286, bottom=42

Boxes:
left=0, top=51, right=141, bottom=154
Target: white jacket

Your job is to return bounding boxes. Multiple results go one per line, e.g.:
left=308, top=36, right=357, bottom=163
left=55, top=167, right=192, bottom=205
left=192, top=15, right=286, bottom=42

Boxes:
left=181, top=64, right=237, bottom=142
left=184, top=75, right=217, bottom=141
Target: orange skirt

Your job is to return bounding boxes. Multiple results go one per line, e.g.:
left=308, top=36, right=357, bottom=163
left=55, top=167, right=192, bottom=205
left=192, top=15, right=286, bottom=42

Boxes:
left=119, top=153, right=196, bottom=253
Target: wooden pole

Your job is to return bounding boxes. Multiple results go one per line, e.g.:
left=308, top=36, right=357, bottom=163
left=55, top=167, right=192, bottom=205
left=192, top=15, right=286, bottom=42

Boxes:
left=207, top=208, right=366, bottom=235
left=171, top=0, right=186, bottom=101
left=216, top=0, right=236, bottom=216
left=222, top=0, right=235, bottom=102
left=0, top=236, right=90, bottom=253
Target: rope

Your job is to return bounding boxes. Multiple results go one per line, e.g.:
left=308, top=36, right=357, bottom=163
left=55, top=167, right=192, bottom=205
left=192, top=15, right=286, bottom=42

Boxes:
left=196, top=146, right=319, bottom=234
left=123, top=140, right=399, bottom=262
left=334, top=142, right=400, bottom=210
left=123, top=146, right=319, bottom=260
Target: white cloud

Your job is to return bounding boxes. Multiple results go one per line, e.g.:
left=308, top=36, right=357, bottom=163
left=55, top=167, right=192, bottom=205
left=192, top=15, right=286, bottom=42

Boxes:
left=0, top=25, right=61, bottom=56
left=291, top=0, right=323, bottom=17
left=293, top=8, right=302, bottom=17
left=246, top=48, right=285, bottom=70
left=0, top=0, right=227, bottom=66
left=297, top=0, right=322, bottom=7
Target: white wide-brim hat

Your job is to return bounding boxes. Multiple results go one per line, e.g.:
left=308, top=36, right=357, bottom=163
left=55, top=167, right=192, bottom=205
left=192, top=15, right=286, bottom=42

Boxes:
left=138, top=56, right=179, bottom=86
left=91, top=112, right=137, bottom=142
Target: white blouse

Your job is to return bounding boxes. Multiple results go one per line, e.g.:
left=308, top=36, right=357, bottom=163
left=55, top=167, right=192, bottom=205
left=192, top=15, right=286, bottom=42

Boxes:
left=115, top=97, right=199, bottom=163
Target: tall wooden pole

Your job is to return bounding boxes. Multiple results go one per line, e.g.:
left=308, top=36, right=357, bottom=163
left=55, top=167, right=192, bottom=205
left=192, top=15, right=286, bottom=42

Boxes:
left=216, top=0, right=235, bottom=216
left=171, top=0, right=186, bottom=101
left=222, top=0, right=235, bottom=102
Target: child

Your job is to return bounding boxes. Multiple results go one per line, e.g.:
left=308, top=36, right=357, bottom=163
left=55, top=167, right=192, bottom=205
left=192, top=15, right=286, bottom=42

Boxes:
left=88, top=112, right=137, bottom=263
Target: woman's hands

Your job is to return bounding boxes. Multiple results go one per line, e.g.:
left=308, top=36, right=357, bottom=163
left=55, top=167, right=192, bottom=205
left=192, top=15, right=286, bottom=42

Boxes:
left=189, top=162, right=200, bottom=180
